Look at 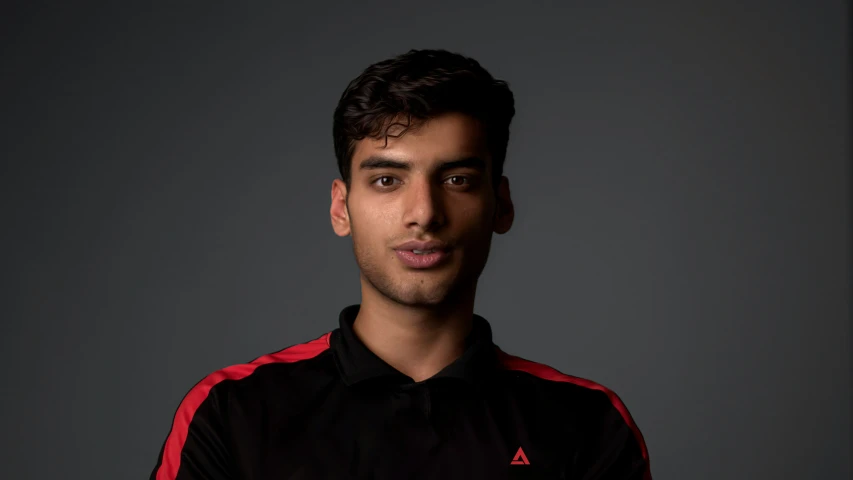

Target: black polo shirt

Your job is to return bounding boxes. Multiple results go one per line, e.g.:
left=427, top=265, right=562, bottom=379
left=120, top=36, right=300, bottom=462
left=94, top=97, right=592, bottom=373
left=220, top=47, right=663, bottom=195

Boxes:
left=150, top=305, right=652, bottom=480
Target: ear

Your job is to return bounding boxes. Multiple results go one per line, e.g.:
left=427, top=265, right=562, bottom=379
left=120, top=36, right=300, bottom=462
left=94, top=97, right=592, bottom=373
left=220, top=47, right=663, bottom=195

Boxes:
left=493, top=176, right=514, bottom=234
left=330, top=178, right=351, bottom=237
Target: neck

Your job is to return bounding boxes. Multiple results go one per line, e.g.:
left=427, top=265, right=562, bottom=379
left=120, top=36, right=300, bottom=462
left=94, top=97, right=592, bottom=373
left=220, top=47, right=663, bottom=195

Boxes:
left=353, top=278, right=477, bottom=383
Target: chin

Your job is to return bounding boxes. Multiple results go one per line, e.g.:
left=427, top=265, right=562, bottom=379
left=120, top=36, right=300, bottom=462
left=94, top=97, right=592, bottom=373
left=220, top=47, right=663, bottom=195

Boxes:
left=402, top=281, right=472, bottom=307
left=395, top=289, right=449, bottom=306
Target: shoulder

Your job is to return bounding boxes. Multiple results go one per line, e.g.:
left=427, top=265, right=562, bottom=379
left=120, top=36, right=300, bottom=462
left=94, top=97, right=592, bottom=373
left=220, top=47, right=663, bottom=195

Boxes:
left=496, top=347, right=628, bottom=408
left=186, top=331, right=333, bottom=399
left=166, top=331, right=334, bottom=427
left=495, top=347, right=651, bottom=467
left=152, top=332, right=335, bottom=480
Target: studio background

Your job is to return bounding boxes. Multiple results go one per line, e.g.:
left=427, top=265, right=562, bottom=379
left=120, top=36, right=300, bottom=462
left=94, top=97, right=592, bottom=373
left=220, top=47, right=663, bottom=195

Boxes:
left=2, top=2, right=849, bottom=479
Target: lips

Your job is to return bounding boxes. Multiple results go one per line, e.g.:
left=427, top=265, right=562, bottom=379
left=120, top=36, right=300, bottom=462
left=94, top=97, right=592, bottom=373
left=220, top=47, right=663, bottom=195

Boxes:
left=394, top=240, right=451, bottom=252
left=393, top=239, right=453, bottom=269
left=395, top=249, right=450, bottom=269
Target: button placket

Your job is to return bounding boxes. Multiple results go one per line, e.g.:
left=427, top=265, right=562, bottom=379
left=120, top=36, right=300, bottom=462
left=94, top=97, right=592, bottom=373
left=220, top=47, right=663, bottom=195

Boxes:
left=422, top=385, right=431, bottom=419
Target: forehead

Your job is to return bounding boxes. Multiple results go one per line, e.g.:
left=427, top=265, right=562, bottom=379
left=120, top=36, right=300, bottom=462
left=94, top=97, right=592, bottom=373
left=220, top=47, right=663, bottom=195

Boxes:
left=351, top=112, right=490, bottom=170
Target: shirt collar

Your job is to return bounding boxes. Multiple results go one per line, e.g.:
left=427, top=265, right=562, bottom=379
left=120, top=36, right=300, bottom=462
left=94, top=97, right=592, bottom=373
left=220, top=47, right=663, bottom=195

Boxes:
left=331, top=304, right=498, bottom=387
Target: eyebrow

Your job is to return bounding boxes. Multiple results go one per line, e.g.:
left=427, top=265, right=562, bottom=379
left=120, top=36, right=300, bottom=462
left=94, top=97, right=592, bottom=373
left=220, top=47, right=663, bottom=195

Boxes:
left=358, top=155, right=487, bottom=173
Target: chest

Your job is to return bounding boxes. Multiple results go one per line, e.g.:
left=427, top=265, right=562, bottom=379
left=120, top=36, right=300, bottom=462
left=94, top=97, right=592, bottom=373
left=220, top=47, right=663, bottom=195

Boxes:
left=231, top=384, right=580, bottom=480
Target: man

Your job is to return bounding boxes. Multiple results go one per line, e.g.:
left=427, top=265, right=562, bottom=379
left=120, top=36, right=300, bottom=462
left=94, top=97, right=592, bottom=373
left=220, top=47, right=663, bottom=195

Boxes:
left=150, top=49, right=652, bottom=480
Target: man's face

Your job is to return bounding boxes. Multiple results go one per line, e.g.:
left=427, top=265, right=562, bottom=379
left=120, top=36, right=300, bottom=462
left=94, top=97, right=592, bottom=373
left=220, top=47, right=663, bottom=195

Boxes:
left=330, top=112, right=514, bottom=309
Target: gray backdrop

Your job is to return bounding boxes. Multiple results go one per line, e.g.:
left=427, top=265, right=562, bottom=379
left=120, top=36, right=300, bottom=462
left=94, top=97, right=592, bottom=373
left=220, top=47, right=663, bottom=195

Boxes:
left=2, top=1, right=849, bottom=479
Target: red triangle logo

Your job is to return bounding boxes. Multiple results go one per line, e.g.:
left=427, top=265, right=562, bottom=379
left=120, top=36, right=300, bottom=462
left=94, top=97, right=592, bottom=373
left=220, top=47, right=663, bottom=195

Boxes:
left=510, top=446, right=530, bottom=465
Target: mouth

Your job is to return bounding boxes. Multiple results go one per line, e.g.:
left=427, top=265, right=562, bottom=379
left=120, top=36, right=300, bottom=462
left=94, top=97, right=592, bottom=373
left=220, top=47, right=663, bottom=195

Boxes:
left=394, top=248, right=451, bottom=269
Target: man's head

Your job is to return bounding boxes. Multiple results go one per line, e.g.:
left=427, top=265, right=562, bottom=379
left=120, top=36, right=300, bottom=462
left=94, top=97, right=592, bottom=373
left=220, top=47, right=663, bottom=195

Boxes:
left=330, top=49, right=515, bottom=309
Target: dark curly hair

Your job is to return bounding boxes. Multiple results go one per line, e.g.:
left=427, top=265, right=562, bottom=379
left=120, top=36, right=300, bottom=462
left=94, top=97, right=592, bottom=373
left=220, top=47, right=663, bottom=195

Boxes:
left=333, top=49, right=515, bottom=193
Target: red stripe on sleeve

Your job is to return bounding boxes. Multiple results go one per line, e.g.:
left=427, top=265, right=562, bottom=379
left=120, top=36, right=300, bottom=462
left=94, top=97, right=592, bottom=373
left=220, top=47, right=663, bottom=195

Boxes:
left=154, top=332, right=332, bottom=480
left=496, top=348, right=652, bottom=480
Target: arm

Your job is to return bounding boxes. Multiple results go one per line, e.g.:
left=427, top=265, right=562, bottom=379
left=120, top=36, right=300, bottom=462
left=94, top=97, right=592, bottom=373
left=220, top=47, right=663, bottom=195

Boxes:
left=579, top=392, right=652, bottom=480
left=149, top=379, right=234, bottom=480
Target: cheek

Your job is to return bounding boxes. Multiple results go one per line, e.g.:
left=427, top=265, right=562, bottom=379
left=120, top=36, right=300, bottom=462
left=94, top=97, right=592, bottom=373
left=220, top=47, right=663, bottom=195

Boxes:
left=352, top=195, right=394, bottom=222
left=456, top=201, right=494, bottom=231
left=351, top=206, right=394, bottom=244
left=363, top=204, right=396, bottom=231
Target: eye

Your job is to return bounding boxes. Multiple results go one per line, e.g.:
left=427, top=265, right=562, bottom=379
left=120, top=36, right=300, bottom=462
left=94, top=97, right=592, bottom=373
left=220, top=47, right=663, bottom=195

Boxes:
left=372, top=176, right=400, bottom=188
left=445, top=175, right=470, bottom=186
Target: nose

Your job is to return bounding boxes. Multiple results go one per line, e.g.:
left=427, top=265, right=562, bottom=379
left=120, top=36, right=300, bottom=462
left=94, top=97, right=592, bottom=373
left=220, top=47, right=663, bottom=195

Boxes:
left=402, top=177, right=446, bottom=230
